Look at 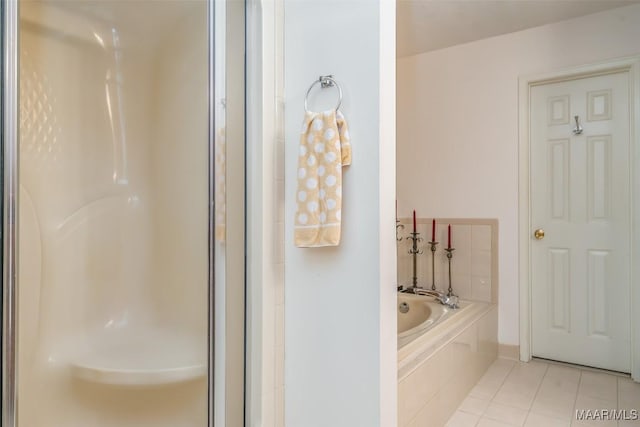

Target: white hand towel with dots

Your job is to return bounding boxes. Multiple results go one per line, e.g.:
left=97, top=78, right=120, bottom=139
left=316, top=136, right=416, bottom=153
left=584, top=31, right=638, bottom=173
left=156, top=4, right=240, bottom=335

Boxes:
left=294, top=109, right=351, bottom=247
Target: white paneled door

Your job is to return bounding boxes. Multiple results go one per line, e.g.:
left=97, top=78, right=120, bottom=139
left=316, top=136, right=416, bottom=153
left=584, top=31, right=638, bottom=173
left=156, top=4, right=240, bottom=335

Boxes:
left=530, top=72, right=631, bottom=372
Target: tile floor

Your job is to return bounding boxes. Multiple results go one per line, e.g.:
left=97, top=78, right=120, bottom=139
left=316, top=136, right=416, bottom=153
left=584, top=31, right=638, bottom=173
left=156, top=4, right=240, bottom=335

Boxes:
left=445, top=358, right=640, bottom=427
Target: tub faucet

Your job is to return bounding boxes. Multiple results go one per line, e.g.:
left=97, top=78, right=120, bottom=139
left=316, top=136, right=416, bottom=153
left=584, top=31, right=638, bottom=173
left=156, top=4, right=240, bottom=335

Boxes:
left=402, top=287, right=459, bottom=309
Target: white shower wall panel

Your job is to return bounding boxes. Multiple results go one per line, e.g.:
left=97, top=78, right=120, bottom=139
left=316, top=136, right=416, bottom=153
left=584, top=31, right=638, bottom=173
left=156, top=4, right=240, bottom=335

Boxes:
left=150, top=10, right=209, bottom=336
left=17, top=2, right=208, bottom=426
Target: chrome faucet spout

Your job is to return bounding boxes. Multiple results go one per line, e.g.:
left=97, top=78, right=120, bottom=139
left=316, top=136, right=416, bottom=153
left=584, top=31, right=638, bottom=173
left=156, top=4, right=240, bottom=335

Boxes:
left=401, top=287, right=459, bottom=309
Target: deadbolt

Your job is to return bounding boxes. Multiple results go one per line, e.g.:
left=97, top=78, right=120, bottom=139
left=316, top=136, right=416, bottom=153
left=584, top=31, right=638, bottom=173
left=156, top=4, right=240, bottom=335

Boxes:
left=534, top=229, right=545, bottom=240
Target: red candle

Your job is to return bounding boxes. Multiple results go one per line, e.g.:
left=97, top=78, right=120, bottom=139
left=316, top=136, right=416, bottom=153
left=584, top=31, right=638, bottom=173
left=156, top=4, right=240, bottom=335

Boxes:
left=431, top=219, right=436, bottom=242
left=448, top=224, right=452, bottom=249
left=413, top=210, right=416, bottom=233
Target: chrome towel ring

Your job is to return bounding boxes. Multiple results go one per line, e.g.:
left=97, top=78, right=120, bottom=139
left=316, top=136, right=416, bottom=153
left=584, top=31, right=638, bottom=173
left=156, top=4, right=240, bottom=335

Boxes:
left=304, top=75, right=343, bottom=113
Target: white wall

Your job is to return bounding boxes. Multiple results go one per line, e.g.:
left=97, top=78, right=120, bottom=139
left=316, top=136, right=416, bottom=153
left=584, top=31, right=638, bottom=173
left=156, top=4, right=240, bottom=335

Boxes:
left=284, top=1, right=396, bottom=426
left=397, top=4, right=640, bottom=345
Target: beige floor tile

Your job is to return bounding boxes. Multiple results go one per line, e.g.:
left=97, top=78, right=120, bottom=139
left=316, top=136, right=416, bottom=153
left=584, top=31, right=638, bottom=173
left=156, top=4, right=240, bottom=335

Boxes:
left=574, top=393, right=617, bottom=411
left=619, top=377, right=640, bottom=410
left=529, top=365, right=580, bottom=421
left=509, top=360, right=549, bottom=381
left=471, top=383, right=501, bottom=401
left=445, top=410, right=481, bottom=427
left=542, top=365, right=581, bottom=394
left=483, top=402, right=528, bottom=426
left=502, top=362, right=548, bottom=391
left=530, top=392, right=577, bottom=421
left=491, top=358, right=518, bottom=371
left=470, top=359, right=516, bottom=401
left=481, top=359, right=518, bottom=385
left=524, top=412, right=570, bottom=427
left=573, top=395, right=618, bottom=427
left=578, top=371, right=617, bottom=402
left=545, top=364, right=582, bottom=378
left=492, top=363, right=548, bottom=411
left=449, top=360, right=634, bottom=427
left=619, top=420, right=640, bottom=427
left=493, top=385, right=538, bottom=411
left=476, top=417, right=515, bottom=427
left=459, top=395, right=491, bottom=416
left=571, top=421, right=617, bottom=427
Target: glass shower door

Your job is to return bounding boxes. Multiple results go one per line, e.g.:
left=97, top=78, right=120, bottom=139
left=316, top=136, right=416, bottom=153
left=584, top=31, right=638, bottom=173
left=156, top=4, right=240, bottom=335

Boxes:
left=1, top=0, right=244, bottom=425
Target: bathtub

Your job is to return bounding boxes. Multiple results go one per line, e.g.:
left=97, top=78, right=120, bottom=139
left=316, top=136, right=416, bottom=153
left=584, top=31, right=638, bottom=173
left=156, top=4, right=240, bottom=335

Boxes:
left=397, top=291, right=498, bottom=427
left=397, top=293, right=466, bottom=349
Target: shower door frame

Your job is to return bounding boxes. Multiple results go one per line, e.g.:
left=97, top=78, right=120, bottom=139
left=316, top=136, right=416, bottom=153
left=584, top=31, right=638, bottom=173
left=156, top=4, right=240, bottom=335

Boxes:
left=1, top=0, right=246, bottom=425
left=2, top=0, right=20, bottom=424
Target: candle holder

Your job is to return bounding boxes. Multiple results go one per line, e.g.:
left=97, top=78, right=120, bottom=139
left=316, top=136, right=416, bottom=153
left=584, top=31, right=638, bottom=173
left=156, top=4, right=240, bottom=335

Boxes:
left=444, top=247, right=457, bottom=297
left=396, top=220, right=404, bottom=242
left=407, top=232, right=423, bottom=288
left=427, top=241, right=438, bottom=291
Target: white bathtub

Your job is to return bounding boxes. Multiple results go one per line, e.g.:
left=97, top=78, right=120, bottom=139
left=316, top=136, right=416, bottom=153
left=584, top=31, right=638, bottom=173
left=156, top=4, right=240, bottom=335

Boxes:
left=397, top=292, right=468, bottom=349
left=397, top=291, right=498, bottom=427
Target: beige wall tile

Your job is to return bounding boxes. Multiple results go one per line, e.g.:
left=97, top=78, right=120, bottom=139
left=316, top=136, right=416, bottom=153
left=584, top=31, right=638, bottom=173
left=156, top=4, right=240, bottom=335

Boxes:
left=472, top=225, right=492, bottom=251
left=453, top=274, right=472, bottom=301
left=397, top=218, right=496, bottom=303
left=471, top=249, right=492, bottom=278
left=472, top=276, right=492, bottom=302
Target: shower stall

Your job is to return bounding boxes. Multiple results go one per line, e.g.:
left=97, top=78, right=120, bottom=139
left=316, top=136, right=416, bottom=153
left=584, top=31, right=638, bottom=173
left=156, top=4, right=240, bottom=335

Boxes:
left=1, top=0, right=246, bottom=425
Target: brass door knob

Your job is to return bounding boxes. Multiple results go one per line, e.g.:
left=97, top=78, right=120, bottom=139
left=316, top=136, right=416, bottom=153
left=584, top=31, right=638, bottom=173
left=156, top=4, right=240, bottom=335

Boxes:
left=534, top=229, right=545, bottom=240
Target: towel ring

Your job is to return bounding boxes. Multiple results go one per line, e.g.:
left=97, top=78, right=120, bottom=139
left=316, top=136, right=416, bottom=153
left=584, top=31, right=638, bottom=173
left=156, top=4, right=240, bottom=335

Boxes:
left=304, top=75, right=342, bottom=113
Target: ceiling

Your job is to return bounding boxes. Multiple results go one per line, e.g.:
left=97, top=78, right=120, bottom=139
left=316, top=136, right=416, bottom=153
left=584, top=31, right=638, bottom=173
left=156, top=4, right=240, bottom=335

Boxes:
left=397, top=0, right=640, bottom=57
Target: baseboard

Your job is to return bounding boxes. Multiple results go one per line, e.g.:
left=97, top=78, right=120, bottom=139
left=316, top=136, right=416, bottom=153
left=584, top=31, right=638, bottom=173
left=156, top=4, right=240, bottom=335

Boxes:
left=498, top=344, right=520, bottom=360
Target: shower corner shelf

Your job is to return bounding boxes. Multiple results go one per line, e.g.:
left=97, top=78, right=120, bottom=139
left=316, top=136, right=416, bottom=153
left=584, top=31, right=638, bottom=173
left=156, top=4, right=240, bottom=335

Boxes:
left=71, top=362, right=206, bottom=387
left=70, top=329, right=207, bottom=387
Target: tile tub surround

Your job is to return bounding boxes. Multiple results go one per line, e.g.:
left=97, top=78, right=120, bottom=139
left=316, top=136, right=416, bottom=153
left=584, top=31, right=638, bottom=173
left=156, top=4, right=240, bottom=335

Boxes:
left=397, top=219, right=498, bottom=304
left=398, top=302, right=498, bottom=427
left=446, top=358, right=640, bottom=427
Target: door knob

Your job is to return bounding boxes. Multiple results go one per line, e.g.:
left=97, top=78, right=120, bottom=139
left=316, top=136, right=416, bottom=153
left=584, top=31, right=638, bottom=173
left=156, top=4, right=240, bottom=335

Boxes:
left=534, top=229, right=545, bottom=240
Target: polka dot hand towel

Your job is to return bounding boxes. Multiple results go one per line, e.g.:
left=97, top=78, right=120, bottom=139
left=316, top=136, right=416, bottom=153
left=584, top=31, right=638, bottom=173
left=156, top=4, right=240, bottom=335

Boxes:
left=294, top=109, right=351, bottom=247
